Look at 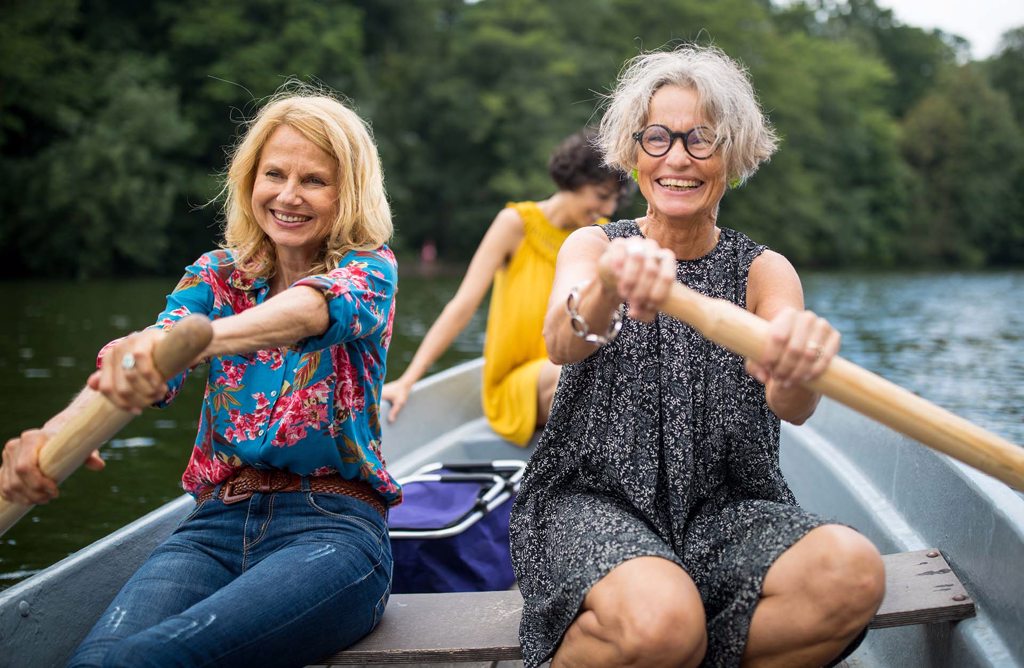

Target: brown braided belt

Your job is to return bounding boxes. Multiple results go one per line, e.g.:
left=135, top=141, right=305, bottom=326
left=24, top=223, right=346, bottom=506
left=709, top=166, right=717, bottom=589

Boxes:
left=196, top=467, right=386, bottom=517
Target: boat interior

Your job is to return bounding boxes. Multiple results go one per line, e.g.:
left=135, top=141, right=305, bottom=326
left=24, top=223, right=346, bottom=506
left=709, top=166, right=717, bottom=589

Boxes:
left=0, top=358, right=1021, bottom=667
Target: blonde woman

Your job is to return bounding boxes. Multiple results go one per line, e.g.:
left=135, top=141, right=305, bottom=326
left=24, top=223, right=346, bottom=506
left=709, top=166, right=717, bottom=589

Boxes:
left=510, top=46, right=884, bottom=668
left=1, top=89, right=398, bottom=667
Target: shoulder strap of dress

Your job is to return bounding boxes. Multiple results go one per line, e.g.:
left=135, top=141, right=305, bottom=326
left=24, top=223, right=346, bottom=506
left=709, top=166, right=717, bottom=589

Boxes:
left=719, top=228, right=767, bottom=276
left=508, top=201, right=542, bottom=234
left=508, top=201, right=573, bottom=262
left=716, top=227, right=769, bottom=308
left=602, top=219, right=641, bottom=241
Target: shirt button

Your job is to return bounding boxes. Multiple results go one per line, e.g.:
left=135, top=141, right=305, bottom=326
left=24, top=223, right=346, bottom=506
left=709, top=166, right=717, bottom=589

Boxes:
left=258, top=430, right=265, bottom=436
left=271, top=391, right=277, bottom=397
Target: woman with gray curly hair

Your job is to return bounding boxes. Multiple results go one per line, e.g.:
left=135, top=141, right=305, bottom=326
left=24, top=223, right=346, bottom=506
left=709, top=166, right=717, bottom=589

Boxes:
left=509, top=45, right=884, bottom=667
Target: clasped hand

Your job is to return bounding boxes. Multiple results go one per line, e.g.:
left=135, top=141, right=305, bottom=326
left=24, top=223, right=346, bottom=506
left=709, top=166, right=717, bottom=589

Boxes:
left=597, top=237, right=677, bottom=322
left=0, top=330, right=169, bottom=506
left=746, top=307, right=840, bottom=389
left=88, top=329, right=169, bottom=414
left=596, top=236, right=838, bottom=388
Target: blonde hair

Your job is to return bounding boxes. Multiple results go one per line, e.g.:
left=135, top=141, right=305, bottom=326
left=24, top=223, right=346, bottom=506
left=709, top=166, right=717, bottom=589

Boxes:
left=222, top=86, right=392, bottom=279
left=598, top=45, right=778, bottom=185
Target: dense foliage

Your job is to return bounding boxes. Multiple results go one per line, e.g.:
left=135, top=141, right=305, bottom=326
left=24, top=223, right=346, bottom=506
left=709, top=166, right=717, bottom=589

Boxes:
left=1, top=0, right=1021, bottom=277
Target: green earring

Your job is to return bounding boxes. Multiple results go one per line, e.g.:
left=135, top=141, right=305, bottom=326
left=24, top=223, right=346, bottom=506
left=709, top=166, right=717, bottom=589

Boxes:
left=728, top=176, right=742, bottom=189
left=631, top=167, right=639, bottom=182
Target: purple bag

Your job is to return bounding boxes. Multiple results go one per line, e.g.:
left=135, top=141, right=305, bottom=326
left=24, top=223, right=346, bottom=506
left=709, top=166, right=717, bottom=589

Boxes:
left=388, top=460, right=526, bottom=593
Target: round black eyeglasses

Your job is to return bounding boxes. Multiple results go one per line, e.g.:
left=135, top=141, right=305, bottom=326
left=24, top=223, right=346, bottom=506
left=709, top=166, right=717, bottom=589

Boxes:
left=632, top=124, right=717, bottom=159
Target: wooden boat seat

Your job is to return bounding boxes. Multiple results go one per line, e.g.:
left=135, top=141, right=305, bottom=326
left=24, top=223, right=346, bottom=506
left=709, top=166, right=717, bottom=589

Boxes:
left=313, top=548, right=975, bottom=666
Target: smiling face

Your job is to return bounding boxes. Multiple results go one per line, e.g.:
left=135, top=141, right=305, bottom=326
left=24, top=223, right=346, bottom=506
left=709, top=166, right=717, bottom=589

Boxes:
left=565, top=179, right=621, bottom=228
left=636, top=85, right=727, bottom=228
left=250, top=124, right=340, bottom=268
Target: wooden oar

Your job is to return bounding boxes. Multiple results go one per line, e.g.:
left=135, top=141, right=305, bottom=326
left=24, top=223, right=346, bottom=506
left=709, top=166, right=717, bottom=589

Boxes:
left=0, top=315, right=213, bottom=536
left=657, top=282, right=1024, bottom=491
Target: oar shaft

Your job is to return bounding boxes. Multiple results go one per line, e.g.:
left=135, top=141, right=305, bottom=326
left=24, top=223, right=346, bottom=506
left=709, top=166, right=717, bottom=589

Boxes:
left=662, top=284, right=1024, bottom=491
left=0, top=315, right=213, bottom=536
left=809, top=358, right=1024, bottom=490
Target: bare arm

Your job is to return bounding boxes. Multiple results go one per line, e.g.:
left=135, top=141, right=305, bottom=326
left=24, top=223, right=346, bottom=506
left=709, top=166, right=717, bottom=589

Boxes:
left=544, top=229, right=676, bottom=364
left=87, top=284, right=330, bottom=414
left=745, top=251, right=840, bottom=424
left=382, top=208, right=526, bottom=420
left=2, top=283, right=332, bottom=505
left=544, top=227, right=618, bottom=364
left=1, top=388, right=106, bottom=505
left=202, top=284, right=328, bottom=358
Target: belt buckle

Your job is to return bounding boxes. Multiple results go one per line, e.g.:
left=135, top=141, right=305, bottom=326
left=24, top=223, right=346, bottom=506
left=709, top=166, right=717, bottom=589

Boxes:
left=221, top=479, right=253, bottom=505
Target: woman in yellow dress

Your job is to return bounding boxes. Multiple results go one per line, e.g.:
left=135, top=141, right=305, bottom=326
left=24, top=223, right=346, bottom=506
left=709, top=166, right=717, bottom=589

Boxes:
left=382, top=130, right=629, bottom=445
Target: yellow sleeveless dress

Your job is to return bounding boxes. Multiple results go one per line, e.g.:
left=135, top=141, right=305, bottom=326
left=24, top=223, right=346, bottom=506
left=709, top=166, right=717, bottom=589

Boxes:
left=482, top=201, right=573, bottom=446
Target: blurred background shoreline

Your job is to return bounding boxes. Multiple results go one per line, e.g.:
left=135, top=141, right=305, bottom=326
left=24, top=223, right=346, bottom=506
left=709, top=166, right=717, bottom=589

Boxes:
left=2, top=0, right=1023, bottom=278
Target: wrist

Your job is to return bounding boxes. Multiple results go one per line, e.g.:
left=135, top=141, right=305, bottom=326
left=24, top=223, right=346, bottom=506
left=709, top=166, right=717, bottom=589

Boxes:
left=577, top=278, right=621, bottom=310
left=565, top=281, right=625, bottom=346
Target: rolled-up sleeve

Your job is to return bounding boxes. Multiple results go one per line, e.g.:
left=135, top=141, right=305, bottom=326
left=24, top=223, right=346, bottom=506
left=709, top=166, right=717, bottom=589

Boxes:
left=95, top=252, right=221, bottom=407
left=291, top=247, right=397, bottom=353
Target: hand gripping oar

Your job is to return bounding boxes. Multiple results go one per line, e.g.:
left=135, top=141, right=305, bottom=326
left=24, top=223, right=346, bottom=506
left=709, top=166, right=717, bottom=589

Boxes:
left=658, top=283, right=1024, bottom=492
left=0, top=315, right=213, bottom=536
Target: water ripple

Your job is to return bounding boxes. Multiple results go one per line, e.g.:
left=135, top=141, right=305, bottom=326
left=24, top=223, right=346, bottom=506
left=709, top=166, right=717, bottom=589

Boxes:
left=805, top=271, right=1024, bottom=444
left=109, top=437, right=156, bottom=449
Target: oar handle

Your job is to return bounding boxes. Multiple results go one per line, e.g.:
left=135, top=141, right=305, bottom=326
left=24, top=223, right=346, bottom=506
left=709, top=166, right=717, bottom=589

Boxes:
left=662, top=283, right=1024, bottom=491
left=0, top=315, right=213, bottom=536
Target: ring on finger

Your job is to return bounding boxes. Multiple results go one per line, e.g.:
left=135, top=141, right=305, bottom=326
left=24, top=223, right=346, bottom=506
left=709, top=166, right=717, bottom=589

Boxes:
left=121, top=353, right=136, bottom=371
left=806, top=341, right=824, bottom=361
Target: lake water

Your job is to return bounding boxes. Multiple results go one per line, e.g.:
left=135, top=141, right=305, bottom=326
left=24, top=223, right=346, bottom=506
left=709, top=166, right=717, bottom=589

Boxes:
left=1, top=268, right=1021, bottom=589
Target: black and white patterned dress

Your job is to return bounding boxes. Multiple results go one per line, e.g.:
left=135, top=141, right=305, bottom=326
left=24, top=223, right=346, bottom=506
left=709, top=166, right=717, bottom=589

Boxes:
left=509, top=220, right=828, bottom=668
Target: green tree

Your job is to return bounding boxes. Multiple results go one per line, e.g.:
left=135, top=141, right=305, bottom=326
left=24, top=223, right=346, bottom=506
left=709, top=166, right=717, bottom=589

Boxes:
left=902, top=65, right=1024, bottom=265
left=0, top=0, right=87, bottom=152
left=375, top=0, right=592, bottom=257
left=736, top=33, right=912, bottom=266
left=1, top=0, right=1018, bottom=274
left=345, top=0, right=472, bottom=253
left=774, top=0, right=960, bottom=117
left=0, top=0, right=91, bottom=276
left=987, top=27, right=1024, bottom=125
left=157, top=0, right=370, bottom=263
left=16, top=57, right=194, bottom=278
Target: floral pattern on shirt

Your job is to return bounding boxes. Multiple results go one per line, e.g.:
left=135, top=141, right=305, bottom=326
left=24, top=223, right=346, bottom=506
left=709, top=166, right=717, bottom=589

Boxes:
left=97, top=247, right=401, bottom=504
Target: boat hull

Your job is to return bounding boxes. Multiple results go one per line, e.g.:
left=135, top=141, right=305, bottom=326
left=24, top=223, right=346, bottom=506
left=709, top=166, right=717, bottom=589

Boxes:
left=1, top=358, right=1021, bottom=667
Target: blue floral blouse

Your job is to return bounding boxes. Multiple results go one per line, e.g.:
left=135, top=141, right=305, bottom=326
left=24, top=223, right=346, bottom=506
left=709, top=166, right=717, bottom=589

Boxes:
left=98, top=247, right=402, bottom=505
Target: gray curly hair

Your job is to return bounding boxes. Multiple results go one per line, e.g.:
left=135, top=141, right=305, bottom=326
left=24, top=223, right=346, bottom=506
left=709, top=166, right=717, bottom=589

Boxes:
left=598, top=45, right=778, bottom=185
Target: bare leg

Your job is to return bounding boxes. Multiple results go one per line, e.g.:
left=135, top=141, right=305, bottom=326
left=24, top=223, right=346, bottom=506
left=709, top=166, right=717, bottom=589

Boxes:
left=536, top=360, right=561, bottom=427
left=742, top=525, right=885, bottom=667
left=553, top=556, right=707, bottom=668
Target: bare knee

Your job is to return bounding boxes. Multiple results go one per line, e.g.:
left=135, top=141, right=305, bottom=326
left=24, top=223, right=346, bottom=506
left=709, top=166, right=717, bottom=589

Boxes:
left=582, top=592, right=707, bottom=667
left=619, top=599, right=706, bottom=667
left=804, top=526, right=886, bottom=634
left=564, top=557, right=709, bottom=668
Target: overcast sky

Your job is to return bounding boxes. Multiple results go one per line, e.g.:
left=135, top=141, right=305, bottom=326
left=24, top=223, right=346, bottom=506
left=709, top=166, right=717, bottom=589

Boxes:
left=872, top=0, right=1024, bottom=59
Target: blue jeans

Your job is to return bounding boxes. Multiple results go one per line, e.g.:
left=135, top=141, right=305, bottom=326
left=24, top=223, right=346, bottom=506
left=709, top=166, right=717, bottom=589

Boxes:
left=68, top=486, right=392, bottom=668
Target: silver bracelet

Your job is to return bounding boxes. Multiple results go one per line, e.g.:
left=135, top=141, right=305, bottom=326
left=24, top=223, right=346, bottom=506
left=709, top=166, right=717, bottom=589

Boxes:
left=565, top=282, right=624, bottom=346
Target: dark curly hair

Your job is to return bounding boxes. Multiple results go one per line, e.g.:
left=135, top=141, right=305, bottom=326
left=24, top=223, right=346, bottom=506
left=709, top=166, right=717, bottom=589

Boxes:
left=548, top=128, right=629, bottom=197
